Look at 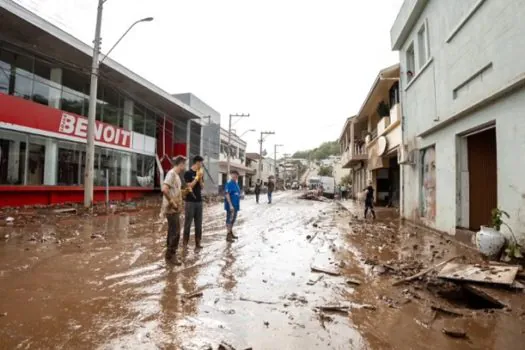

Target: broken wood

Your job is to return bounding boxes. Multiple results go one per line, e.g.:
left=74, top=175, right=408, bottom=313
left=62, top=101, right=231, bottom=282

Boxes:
left=239, top=296, right=278, bottom=305
left=392, top=256, right=459, bottom=286
left=463, top=284, right=506, bottom=308
left=307, top=274, right=324, bottom=286
left=53, top=208, right=77, bottom=214
left=442, top=328, right=467, bottom=338
left=438, top=262, right=519, bottom=286
left=311, top=266, right=341, bottom=277
left=345, top=278, right=362, bottom=286
left=316, top=305, right=349, bottom=314
left=308, top=232, right=318, bottom=243
left=183, top=291, right=203, bottom=299
left=430, top=305, right=464, bottom=317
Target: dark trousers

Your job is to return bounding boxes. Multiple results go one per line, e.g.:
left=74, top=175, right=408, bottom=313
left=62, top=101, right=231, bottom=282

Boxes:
left=364, top=199, right=376, bottom=219
left=166, top=213, right=181, bottom=255
left=184, top=201, right=203, bottom=245
left=268, top=192, right=273, bottom=203
left=255, top=192, right=260, bottom=203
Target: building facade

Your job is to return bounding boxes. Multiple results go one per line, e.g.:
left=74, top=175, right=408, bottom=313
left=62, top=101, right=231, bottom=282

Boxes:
left=173, top=93, right=221, bottom=195
left=218, top=128, right=252, bottom=191
left=0, top=1, right=207, bottom=206
left=391, top=0, right=525, bottom=240
left=340, top=64, right=401, bottom=204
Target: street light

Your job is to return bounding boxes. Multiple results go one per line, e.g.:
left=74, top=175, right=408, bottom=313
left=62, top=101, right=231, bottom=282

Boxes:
left=239, top=129, right=256, bottom=138
left=84, top=0, right=153, bottom=208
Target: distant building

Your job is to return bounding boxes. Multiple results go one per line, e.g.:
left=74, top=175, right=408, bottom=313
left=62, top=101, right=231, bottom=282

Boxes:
left=245, top=152, right=276, bottom=186
left=218, top=128, right=252, bottom=191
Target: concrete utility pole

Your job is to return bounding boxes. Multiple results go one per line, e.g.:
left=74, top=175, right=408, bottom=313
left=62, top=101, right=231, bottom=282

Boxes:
left=274, top=144, right=283, bottom=179
left=84, top=0, right=153, bottom=208
left=258, top=131, right=275, bottom=181
left=227, top=113, right=250, bottom=176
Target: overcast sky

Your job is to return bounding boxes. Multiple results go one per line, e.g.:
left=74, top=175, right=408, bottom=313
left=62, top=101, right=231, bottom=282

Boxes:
left=14, top=0, right=404, bottom=155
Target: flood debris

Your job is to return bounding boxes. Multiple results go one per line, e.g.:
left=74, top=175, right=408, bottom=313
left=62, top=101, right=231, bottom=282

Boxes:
left=183, top=291, right=204, bottom=300
left=311, top=266, right=341, bottom=276
left=462, top=284, right=506, bottom=309
left=392, top=256, right=459, bottom=286
left=239, top=296, right=277, bottom=305
left=345, top=278, right=362, bottom=286
left=5, top=216, right=14, bottom=223
left=52, top=208, right=77, bottom=214
left=307, top=275, right=324, bottom=286
left=442, top=328, right=467, bottom=339
left=308, top=232, right=318, bottom=242
left=430, top=305, right=464, bottom=317
left=437, top=262, right=519, bottom=286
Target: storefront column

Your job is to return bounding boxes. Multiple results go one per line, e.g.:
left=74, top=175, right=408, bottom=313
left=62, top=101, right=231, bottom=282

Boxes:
left=44, top=139, right=57, bottom=185
left=49, top=68, right=62, bottom=109
left=7, top=140, right=20, bottom=183
left=121, top=99, right=134, bottom=186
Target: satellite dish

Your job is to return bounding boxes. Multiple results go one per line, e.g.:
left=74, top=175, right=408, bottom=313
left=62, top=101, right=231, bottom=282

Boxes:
left=377, top=136, right=387, bottom=156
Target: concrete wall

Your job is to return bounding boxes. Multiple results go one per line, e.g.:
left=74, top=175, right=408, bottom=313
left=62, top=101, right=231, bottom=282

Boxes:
left=393, top=0, right=525, bottom=240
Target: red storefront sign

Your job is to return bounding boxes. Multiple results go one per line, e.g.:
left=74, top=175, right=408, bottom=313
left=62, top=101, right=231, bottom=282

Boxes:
left=0, top=93, right=131, bottom=148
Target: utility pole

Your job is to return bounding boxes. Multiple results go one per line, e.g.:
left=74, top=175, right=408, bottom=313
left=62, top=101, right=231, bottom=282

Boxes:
left=84, top=0, right=104, bottom=208
left=274, top=144, right=283, bottom=180
left=84, top=0, right=153, bottom=208
left=258, top=131, right=275, bottom=181
left=227, top=113, right=249, bottom=176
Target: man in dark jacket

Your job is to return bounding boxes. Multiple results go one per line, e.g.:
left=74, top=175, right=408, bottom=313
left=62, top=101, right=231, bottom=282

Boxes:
left=267, top=177, right=275, bottom=204
left=254, top=179, right=262, bottom=204
left=183, top=156, right=205, bottom=250
left=363, top=180, right=376, bottom=219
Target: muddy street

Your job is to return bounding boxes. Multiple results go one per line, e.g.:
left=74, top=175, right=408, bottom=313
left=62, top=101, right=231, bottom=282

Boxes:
left=1, top=193, right=524, bottom=349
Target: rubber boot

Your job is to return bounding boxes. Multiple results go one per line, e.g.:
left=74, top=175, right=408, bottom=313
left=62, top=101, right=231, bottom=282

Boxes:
left=226, top=231, right=234, bottom=242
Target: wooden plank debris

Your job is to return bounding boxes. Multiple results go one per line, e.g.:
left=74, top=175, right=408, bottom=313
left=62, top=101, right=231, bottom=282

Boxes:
left=392, top=256, right=459, bottom=286
left=438, top=262, right=519, bottom=286
left=311, top=266, right=341, bottom=276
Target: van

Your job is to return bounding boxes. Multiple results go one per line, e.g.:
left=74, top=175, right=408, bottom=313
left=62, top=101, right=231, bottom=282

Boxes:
left=319, top=176, right=336, bottom=199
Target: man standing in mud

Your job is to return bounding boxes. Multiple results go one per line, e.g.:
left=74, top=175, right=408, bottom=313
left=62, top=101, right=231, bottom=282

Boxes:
left=183, top=156, right=205, bottom=250
left=225, top=170, right=241, bottom=242
left=363, top=180, right=376, bottom=219
left=267, top=177, right=275, bottom=204
left=254, top=179, right=262, bottom=204
left=161, top=156, right=186, bottom=265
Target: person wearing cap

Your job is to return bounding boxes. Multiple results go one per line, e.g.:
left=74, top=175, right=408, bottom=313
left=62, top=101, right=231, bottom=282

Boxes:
left=183, top=155, right=205, bottom=250
left=161, top=155, right=186, bottom=265
left=224, top=170, right=241, bottom=242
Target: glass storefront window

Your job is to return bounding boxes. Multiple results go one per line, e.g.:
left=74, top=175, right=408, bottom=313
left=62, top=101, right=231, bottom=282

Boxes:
left=101, top=85, right=120, bottom=127
left=0, top=57, right=10, bottom=94
left=27, top=136, right=46, bottom=185
left=62, top=87, right=85, bottom=116
left=57, top=141, right=83, bottom=185
left=0, top=130, right=27, bottom=185
left=133, top=104, right=145, bottom=134
left=132, top=153, right=155, bottom=187
left=145, top=110, right=156, bottom=137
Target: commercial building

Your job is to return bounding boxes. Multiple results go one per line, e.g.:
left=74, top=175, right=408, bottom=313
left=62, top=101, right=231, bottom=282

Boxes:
left=391, top=0, right=525, bottom=240
left=0, top=1, right=208, bottom=207
left=340, top=64, right=401, bottom=204
left=172, top=93, right=221, bottom=195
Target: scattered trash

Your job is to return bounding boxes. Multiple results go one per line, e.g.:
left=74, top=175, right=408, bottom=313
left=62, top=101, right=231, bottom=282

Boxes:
left=345, top=278, right=362, bottom=286
left=430, top=305, right=463, bottom=317
left=263, top=321, right=269, bottom=327
left=1, top=312, right=7, bottom=317
left=5, top=217, right=14, bottom=224
left=307, top=275, right=324, bottom=286
left=308, top=232, right=318, bottom=243
left=239, top=296, right=277, bottom=305
left=183, top=291, right=204, bottom=300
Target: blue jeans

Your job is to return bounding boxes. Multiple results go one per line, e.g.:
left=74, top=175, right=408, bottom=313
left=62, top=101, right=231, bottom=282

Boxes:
left=268, top=192, right=273, bottom=203
left=226, top=209, right=238, bottom=226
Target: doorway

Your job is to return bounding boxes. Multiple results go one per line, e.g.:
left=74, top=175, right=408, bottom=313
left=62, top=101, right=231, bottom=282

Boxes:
left=467, top=128, right=497, bottom=231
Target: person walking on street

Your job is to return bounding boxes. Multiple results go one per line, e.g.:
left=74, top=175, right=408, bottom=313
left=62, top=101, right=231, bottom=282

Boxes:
left=267, top=177, right=275, bottom=204
left=254, top=179, right=262, bottom=204
left=183, top=156, right=205, bottom=250
left=225, top=170, right=241, bottom=242
left=161, top=156, right=186, bottom=265
left=363, top=180, right=376, bottom=219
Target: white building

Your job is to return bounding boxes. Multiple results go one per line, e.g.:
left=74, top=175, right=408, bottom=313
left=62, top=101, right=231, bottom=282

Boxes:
left=218, top=128, right=252, bottom=191
left=245, top=153, right=276, bottom=186
left=391, top=0, right=525, bottom=240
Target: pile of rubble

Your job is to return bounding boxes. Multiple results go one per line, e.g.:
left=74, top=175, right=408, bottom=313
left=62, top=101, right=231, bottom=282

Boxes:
left=298, top=190, right=328, bottom=202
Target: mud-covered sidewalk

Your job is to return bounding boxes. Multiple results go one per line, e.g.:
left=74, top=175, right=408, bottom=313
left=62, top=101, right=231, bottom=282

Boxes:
left=0, top=193, right=524, bottom=349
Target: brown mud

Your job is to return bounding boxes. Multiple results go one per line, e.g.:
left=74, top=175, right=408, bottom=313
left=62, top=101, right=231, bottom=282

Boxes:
left=0, top=193, right=523, bottom=349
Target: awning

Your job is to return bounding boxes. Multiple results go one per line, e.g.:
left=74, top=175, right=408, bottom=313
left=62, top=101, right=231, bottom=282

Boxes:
left=218, top=161, right=255, bottom=175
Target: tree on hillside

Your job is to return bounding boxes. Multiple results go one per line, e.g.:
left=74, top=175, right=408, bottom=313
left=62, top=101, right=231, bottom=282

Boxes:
left=292, top=140, right=340, bottom=161
left=318, top=166, right=333, bottom=177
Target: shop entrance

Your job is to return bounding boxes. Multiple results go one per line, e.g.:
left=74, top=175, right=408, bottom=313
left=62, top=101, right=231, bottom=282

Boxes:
left=467, top=128, right=497, bottom=231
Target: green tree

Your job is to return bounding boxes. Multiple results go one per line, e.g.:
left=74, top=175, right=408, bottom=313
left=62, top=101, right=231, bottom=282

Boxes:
left=292, top=140, right=340, bottom=161
left=318, top=166, right=333, bottom=177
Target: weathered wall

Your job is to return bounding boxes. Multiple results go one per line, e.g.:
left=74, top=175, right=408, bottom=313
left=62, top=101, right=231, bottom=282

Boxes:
left=394, top=0, right=525, bottom=239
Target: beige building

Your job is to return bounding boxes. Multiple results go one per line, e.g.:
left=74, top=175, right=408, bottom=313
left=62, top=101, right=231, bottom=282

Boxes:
left=340, top=64, right=401, bottom=205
